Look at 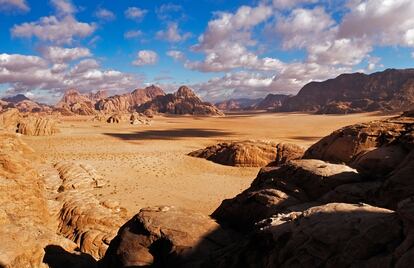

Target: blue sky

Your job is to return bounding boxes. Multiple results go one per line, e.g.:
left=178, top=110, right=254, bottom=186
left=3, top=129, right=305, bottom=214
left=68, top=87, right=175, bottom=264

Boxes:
left=1, top=0, right=414, bottom=104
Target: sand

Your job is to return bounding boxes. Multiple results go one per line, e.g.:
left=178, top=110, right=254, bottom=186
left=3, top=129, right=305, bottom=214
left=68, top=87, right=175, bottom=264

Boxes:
left=22, top=112, right=391, bottom=216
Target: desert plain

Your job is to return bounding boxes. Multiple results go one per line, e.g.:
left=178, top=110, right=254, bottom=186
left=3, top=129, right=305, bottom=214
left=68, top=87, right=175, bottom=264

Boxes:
left=22, top=111, right=391, bottom=216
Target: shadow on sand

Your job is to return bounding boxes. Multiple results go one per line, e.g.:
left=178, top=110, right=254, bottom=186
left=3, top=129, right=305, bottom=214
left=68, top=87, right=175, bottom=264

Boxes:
left=103, top=128, right=235, bottom=141
left=43, top=245, right=97, bottom=268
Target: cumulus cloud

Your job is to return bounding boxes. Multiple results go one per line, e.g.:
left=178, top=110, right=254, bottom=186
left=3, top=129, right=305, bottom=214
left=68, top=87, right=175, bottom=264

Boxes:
left=0, top=0, right=29, bottom=12
left=187, top=4, right=275, bottom=72
left=51, top=0, right=76, bottom=15
left=124, top=30, right=142, bottom=39
left=0, top=53, right=140, bottom=103
left=166, top=50, right=185, bottom=61
left=156, top=22, right=191, bottom=43
left=95, top=8, right=116, bottom=21
left=11, top=15, right=96, bottom=45
left=272, top=0, right=318, bottom=9
left=125, top=7, right=147, bottom=21
left=39, top=46, right=91, bottom=63
left=156, top=3, right=183, bottom=20
left=132, top=50, right=158, bottom=66
left=339, top=0, right=414, bottom=47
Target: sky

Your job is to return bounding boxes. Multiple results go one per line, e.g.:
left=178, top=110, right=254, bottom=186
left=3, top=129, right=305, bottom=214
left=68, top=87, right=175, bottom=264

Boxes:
left=0, top=0, right=414, bottom=104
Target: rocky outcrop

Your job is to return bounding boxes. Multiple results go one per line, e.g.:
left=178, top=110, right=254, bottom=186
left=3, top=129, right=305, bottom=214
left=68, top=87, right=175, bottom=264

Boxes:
left=16, top=116, right=60, bottom=136
left=189, top=141, right=304, bottom=167
left=0, top=133, right=78, bottom=267
left=215, top=98, right=262, bottom=111
left=212, top=159, right=360, bottom=231
left=281, top=68, right=414, bottom=113
left=102, top=206, right=238, bottom=267
left=54, top=162, right=128, bottom=260
left=137, top=86, right=224, bottom=116
left=95, top=85, right=165, bottom=113
left=0, top=108, right=20, bottom=131
left=254, top=93, right=289, bottom=110
left=55, top=89, right=107, bottom=115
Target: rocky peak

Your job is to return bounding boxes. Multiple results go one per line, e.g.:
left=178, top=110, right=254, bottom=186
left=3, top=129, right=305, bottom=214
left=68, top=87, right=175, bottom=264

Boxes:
left=175, top=86, right=197, bottom=98
left=2, top=94, right=30, bottom=104
left=89, top=90, right=108, bottom=102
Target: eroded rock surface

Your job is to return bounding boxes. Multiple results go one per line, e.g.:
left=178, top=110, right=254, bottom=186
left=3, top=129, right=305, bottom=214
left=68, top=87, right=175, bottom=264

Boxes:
left=102, top=206, right=238, bottom=267
left=54, top=162, right=128, bottom=260
left=189, top=141, right=304, bottom=167
left=0, top=133, right=78, bottom=267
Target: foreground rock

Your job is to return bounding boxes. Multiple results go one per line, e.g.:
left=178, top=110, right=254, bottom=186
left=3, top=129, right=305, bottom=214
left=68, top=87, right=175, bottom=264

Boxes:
left=54, top=161, right=128, bottom=260
left=281, top=68, right=414, bottom=113
left=138, top=86, right=224, bottom=116
left=0, top=108, right=20, bottom=131
left=208, top=203, right=409, bottom=268
left=189, top=141, right=304, bottom=167
left=0, top=133, right=79, bottom=267
left=212, top=159, right=360, bottom=231
left=102, top=206, right=238, bottom=267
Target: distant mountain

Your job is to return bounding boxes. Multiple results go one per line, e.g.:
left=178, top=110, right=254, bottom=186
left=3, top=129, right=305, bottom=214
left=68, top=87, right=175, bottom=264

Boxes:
left=55, top=89, right=101, bottom=115
left=254, top=94, right=290, bottom=110
left=280, top=69, right=414, bottom=113
left=215, top=98, right=263, bottom=111
left=2, top=94, right=30, bottom=104
left=137, top=86, right=224, bottom=116
left=95, top=85, right=165, bottom=112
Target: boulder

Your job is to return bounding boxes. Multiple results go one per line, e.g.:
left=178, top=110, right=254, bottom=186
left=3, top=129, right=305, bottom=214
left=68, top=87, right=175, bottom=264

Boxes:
left=102, top=206, right=238, bottom=267
left=189, top=141, right=304, bottom=167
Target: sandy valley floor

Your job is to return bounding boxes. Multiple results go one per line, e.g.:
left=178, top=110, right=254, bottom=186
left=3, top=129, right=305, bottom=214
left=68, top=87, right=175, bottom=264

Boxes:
left=22, top=112, right=391, bottom=216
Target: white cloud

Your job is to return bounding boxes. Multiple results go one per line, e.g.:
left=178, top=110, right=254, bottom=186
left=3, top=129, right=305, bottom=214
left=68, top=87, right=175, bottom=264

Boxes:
left=166, top=50, right=185, bottom=61
left=0, top=53, right=140, bottom=103
left=0, top=0, right=29, bottom=12
left=272, top=0, right=318, bottom=9
left=11, top=15, right=96, bottom=45
left=51, top=0, right=76, bottom=15
left=125, top=7, right=147, bottom=21
left=39, top=46, right=91, bottom=63
left=95, top=8, right=116, bottom=21
left=124, top=30, right=142, bottom=39
left=338, top=0, right=414, bottom=49
left=132, top=50, right=158, bottom=66
left=156, top=22, right=191, bottom=43
left=156, top=3, right=183, bottom=20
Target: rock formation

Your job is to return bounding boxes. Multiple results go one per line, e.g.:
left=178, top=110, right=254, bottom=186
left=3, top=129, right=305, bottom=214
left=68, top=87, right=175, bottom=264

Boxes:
left=16, top=116, right=60, bottom=136
left=55, top=89, right=107, bottom=115
left=254, top=93, right=289, bottom=110
left=215, top=98, right=262, bottom=111
left=0, top=133, right=79, bottom=267
left=95, top=85, right=165, bottom=113
left=0, top=108, right=20, bottom=131
left=54, top=162, right=128, bottom=260
left=189, top=140, right=304, bottom=167
left=102, top=206, right=238, bottom=267
left=1, top=94, right=52, bottom=113
left=137, top=86, right=224, bottom=116
left=281, top=68, right=414, bottom=113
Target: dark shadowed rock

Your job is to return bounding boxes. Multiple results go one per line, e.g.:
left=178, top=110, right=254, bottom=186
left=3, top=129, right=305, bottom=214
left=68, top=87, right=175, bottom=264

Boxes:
left=215, top=98, right=262, bottom=111
left=281, top=69, right=414, bottom=113
left=254, top=94, right=289, bottom=110
left=212, top=159, right=360, bottom=231
left=102, top=206, right=238, bottom=267
left=189, top=140, right=304, bottom=167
